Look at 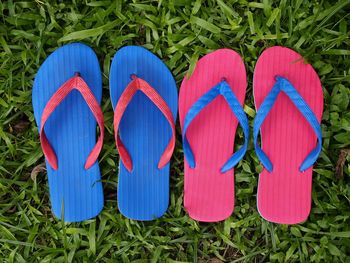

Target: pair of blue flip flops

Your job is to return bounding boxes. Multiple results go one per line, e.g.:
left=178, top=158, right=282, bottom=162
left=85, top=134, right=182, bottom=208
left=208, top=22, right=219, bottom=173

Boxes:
left=33, top=43, right=178, bottom=222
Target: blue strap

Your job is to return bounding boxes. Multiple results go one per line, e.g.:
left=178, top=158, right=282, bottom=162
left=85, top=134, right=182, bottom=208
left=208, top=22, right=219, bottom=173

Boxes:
left=253, top=76, right=322, bottom=172
left=183, top=80, right=249, bottom=173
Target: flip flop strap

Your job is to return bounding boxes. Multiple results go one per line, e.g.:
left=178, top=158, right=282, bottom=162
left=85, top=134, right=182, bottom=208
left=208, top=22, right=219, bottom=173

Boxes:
left=40, top=73, right=104, bottom=171
left=183, top=80, right=249, bottom=173
left=113, top=75, right=176, bottom=172
left=253, top=76, right=322, bottom=172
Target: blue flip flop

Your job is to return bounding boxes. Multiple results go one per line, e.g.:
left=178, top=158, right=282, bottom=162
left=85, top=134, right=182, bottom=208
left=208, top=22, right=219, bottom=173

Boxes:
left=110, top=46, right=178, bottom=220
left=32, top=43, right=104, bottom=222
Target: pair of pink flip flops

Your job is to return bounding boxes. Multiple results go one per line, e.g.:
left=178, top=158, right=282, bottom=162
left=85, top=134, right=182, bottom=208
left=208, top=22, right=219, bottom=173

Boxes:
left=179, top=46, right=323, bottom=224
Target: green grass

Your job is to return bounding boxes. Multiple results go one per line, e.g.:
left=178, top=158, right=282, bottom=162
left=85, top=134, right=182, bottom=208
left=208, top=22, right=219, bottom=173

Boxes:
left=0, top=0, right=350, bottom=262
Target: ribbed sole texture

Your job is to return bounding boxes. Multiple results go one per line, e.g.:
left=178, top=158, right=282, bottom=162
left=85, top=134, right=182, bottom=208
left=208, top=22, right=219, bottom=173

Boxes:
left=253, top=46, right=323, bottom=224
left=110, top=46, right=178, bottom=221
left=179, top=49, right=247, bottom=222
left=32, top=43, right=104, bottom=222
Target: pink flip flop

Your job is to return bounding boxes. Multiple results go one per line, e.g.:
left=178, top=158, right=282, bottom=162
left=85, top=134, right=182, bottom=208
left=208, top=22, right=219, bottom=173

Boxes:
left=253, top=46, right=323, bottom=224
left=179, top=49, right=249, bottom=222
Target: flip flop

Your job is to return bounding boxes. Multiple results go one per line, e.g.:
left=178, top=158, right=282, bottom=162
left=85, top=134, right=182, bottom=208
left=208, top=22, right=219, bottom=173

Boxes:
left=110, top=46, right=178, bottom=220
left=253, top=46, right=323, bottom=224
left=32, top=43, right=104, bottom=222
left=179, top=49, right=249, bottom=222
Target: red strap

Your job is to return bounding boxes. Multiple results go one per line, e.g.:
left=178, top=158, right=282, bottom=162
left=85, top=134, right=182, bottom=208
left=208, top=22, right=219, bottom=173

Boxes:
left=113, top=75, right=176, bottom=172
left=40, top=74, right=104, bottom=170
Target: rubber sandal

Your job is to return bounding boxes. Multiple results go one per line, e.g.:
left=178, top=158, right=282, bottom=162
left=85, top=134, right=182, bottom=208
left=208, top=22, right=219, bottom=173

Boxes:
left=110, top=46, right=178, bottom=220
left=179, top=49, right=249, bottom=222
left=253, top=46, right=323, bottom=224
left=32, top=43, right=104, bottom=222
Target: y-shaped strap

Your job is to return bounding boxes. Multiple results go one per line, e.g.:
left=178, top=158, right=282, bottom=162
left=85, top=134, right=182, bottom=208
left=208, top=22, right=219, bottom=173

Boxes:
left=253, top=76, right=322, bottom=172
left=40, top=73, right=104, bottom=171
left=113, top=75, right=176, bottom=173
left=183, top=80, right=249, bottom=173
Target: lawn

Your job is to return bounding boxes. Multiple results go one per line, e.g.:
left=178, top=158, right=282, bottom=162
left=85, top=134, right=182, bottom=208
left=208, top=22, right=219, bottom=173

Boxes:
left=0, top=0, right=350, bottom=262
